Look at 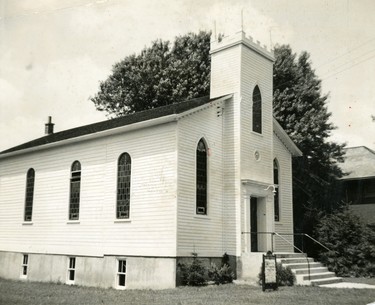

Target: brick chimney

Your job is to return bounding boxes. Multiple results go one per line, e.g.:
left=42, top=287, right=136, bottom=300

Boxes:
left=45, top=116, right=54, bottom=135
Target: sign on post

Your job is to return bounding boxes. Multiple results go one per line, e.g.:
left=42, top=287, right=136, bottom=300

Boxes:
left=262, top=251, right=278, bottom=291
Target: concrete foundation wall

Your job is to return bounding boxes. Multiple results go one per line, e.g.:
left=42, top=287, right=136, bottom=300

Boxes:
left=0, top=251, right=176, bottom=290
left=126, top=257, right=176, bottom=290
left=237, top=252, right=263, bottom=284
left=0, top=251, right=24, bottom=280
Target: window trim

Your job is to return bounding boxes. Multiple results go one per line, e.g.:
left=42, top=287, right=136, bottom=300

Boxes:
left=24, top=168, right=35, bottom=222
left=273, top=158, right=280, bottom=222
left=116, top=153, right=132, bottom=220
left=196, top=138, right=208, bottom=216
left=67, top=257, right=76, bottom=284
left=252, top=85, right=262, bottom=134
left=20, top=254, right=28, bottom=279
left=117, top=259, right=127, bottom=289
left=69, top=161, right=81, bottom=221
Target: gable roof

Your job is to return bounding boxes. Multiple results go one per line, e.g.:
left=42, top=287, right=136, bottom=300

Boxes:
left=0, top=96, right=227, bottom=157
left=340, top=146, right=375, bottom=180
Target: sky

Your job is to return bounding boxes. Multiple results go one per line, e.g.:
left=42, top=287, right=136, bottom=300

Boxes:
left=0, top=0, right=374, bottom=152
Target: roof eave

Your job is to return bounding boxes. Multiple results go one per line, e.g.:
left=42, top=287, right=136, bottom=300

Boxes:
left=0, top=114, right=178, bottom=160
left=177, top=94, right=233, bottom=119
left=273, top=118, right=302, bottom=157
left=0, top=95, right=233, bottom=160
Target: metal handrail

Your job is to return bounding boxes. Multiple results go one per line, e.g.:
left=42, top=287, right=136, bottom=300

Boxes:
left=241, top=232, right=334, bottom=254
left=272, top=233, right=312, bottom=281
left=241, top=231, right=275, bottom=252
left=273, top=232, right=303, bottom=254
left=303, top=234, right=334, bottom=253
left=242, top=232, right=334, bottom=282
left=271, top=232, right=336, bottom=254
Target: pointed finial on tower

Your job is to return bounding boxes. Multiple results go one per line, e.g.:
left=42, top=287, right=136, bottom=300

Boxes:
left=241, top=8, right=244, bottom=32
left=214, top=20, right=217, bottom=41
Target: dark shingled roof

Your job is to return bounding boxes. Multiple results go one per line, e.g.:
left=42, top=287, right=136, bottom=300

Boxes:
left=339, top=146, right=375, bottom=180
left=1, top=95, right=218, bottom=155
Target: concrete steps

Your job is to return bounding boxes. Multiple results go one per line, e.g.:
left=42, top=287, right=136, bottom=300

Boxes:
left=276, top=253, right=342, bottom=286
left=311, top=277, right=344, bottom=286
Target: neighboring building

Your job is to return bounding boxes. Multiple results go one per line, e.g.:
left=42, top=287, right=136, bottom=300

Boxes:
left=339, top=146, right=375, bottom=225
left=0, top=31, right=301, bottom=289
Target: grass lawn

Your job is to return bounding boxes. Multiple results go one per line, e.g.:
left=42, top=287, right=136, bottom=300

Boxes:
left=0, top=278, right=374, bottom=305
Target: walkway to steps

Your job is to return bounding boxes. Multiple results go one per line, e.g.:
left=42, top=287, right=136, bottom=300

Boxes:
left=276, top=253, right=342, bottom=286
left=320, top=282, right=375, bottom=289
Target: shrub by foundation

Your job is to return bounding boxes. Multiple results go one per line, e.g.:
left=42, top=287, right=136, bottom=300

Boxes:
left=208, top=263, right=234, bottom=285
left=179, top=258, right=207, bottom=286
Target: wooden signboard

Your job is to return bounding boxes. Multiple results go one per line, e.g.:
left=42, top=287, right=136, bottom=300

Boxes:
left=262, top=251, right=278, bottom=291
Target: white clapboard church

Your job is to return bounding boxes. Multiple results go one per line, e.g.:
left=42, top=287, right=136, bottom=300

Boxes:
left=0, top=31, right=302, bottom=289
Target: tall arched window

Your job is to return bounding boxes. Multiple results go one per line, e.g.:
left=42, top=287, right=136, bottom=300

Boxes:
left=69, top=161, right=81, bottom=220
left=117, top=153, right=131, bottom=219
left=252, top=85, right=262, bottom=133
left=196, top=139, right=207, bottom=215
left=273, top=159, right=280, bottom=221
left=24, top=168, right=35, bottom=222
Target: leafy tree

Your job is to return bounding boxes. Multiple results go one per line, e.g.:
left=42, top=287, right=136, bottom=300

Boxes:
left=90, top=31, right=210, bottom=116
left=314, top=205, right=375, bottom=277
left=272, top=45, right=346, bottom=238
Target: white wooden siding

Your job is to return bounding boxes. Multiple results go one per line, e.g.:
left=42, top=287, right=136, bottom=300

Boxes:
left=209, top=35, right=278, bottom=256
left=222, top=94, right=242, bottom=256
left=176, top=102, right=226, bottom=257
left=273, top=133, right=294, bottom=252
left=240, top=42, right=274, bottom=185
left=210, top=44, right=241, bottom=99
left=0, top=122, right=178, bottom=257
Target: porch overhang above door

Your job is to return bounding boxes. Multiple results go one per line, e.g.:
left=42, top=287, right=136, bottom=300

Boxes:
left=241, top=179, right=275, bottom=198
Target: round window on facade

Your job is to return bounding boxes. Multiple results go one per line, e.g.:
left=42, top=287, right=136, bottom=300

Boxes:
left=254, top=150, right=261, bottom=161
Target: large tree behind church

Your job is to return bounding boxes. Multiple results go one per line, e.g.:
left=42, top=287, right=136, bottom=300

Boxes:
left=91, top=31, right=210, bottom=116
left=272, top=45, right=345, bottom=238
left=90, top=31, right=345, bottom=235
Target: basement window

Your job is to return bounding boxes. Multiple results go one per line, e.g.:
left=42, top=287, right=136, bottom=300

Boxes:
left=117, top=260, right=127, bottom=288
left=21, top=254, right=28, bottom=278
left=67, top=257, right=76, bottom=284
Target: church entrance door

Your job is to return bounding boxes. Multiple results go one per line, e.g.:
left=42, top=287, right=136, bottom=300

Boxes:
left=250, top=197, right=258, bottom=252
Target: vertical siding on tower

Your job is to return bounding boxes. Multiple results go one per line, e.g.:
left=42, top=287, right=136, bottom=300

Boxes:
left=210, top=43, right=243, bottom=257
left=240, top=46, right=274, bottom=185
left=210, top=45, right=241, bottom=99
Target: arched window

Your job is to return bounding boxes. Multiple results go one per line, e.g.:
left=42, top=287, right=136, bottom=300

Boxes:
left=69, top=161, right=81, bottom=220
left=252, top=85, right=262, bottom=133
left=196, top=139, right=207, bottom=215
left=117, top=153, right=131, bottom=219
left=273, top=159, right=280, bottom=221
left=24, top=168, right=35, bottom=222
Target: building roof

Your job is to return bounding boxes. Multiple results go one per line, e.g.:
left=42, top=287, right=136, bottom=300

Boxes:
left=0, top=94, right=301, bottom=160
left=340, top=146, right=375, bottom=180
left=0, top=96, right=215, bottom=155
